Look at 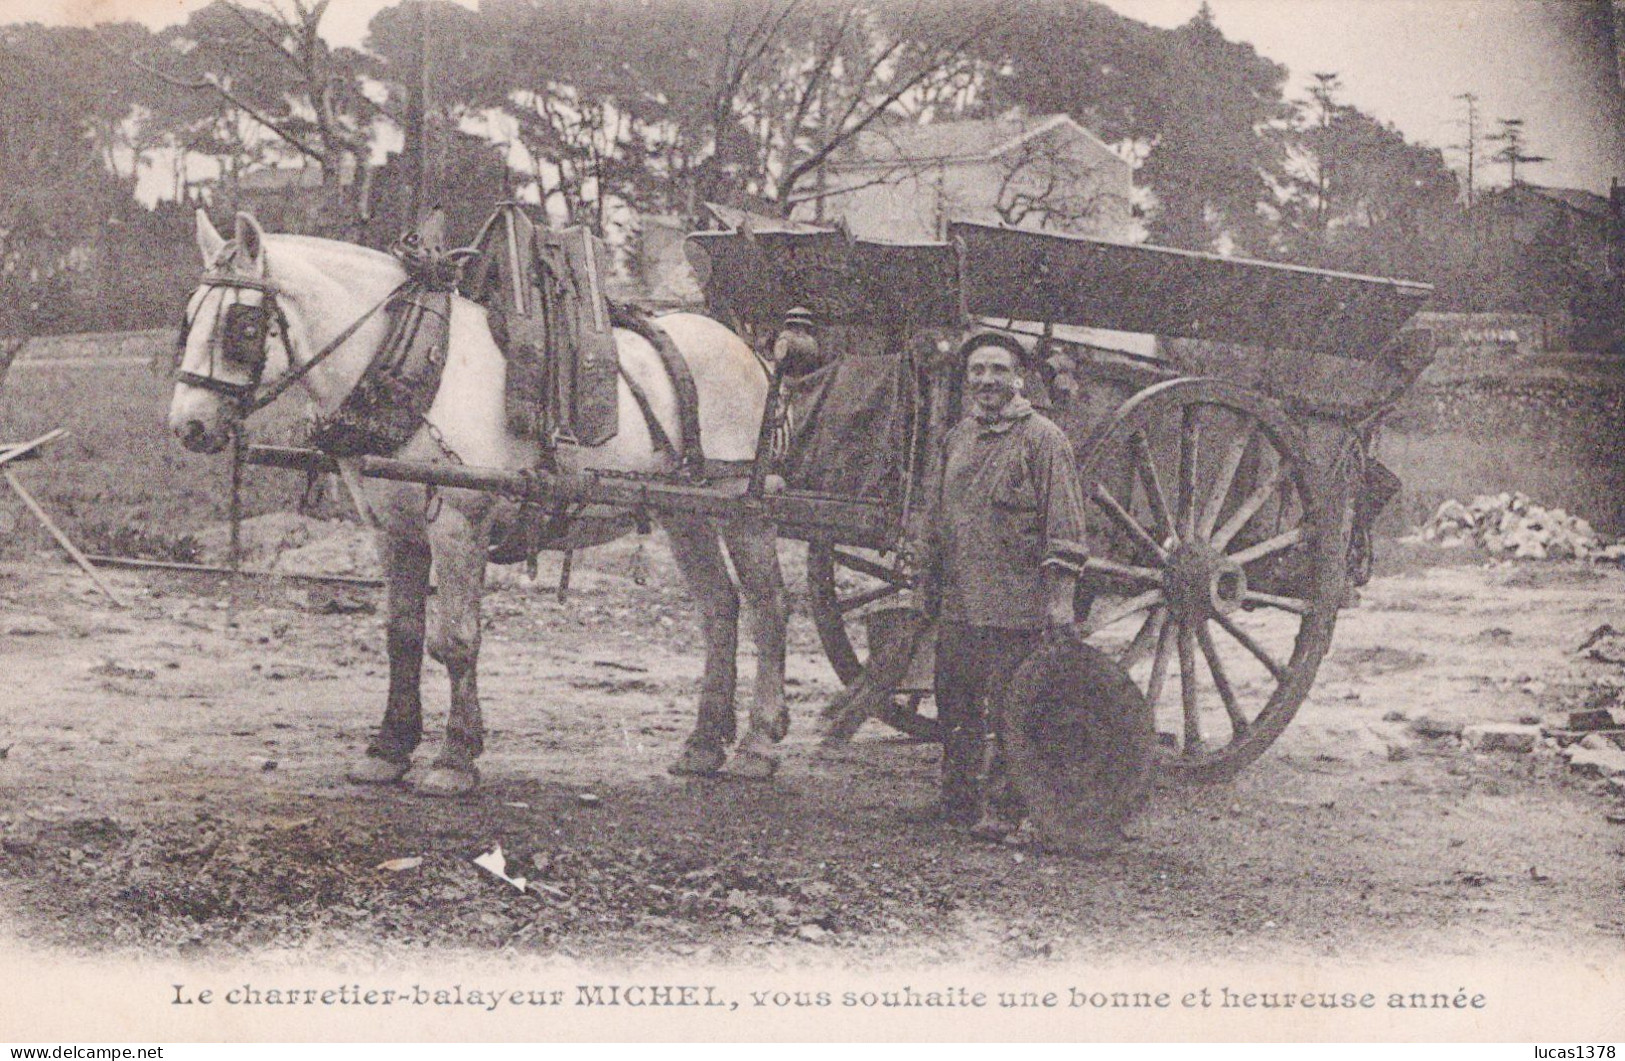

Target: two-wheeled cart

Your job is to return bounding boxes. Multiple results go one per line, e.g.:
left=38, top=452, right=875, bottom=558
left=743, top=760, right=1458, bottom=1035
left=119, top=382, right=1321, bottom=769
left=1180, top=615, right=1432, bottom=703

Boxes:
left=249, top=216, right=1433, bottom=800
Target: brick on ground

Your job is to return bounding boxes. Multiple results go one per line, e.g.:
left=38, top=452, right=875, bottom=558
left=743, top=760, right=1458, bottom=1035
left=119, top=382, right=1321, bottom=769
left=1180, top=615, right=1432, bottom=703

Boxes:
left=1411, top=716, right=1464, bottom=739
left=1462, top=723, right=1540, bottom=753
left=1564, top=737, right=1625, bottom=777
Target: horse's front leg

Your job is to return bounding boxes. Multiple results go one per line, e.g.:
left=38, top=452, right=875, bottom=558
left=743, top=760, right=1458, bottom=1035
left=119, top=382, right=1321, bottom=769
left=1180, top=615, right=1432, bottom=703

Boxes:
left=414, top=490, right=492, bottom=797
left=348, top=493, right=431, bottom=785
left=720, top=517, right=787, bottom=779
left=662, top=517, right=740, bottom=776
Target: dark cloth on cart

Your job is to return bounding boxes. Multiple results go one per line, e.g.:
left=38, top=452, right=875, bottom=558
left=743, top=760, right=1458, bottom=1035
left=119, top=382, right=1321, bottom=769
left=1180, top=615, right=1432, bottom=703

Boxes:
left=778, top=350, right=909, bottom=502
left=934, top=622, right=1041, bottom=826
left=932, top=397, right=1089, bottom=628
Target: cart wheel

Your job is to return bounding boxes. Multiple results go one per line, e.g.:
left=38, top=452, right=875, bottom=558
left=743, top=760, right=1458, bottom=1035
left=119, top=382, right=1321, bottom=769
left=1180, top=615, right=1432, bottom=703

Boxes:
left=1075, top=378, right=1346, bottom=783
left=806, top=542, right=939, bottom=741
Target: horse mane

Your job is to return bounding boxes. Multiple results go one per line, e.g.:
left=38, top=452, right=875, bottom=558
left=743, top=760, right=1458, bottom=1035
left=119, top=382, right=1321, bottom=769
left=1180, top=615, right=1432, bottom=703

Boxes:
left=205, top=232, right=404, bottom=291
left=266, top=234, right=405, bottom=281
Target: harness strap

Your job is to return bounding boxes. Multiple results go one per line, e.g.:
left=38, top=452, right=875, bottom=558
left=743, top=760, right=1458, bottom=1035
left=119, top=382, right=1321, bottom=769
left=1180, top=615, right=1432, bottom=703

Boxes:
left=245, top=281, right=410, bottom=415
left=611, top=306, right=703, bottom=476
left=308, top=285, right=453, bottom=457
left=616, top=362, right=680, bottom=463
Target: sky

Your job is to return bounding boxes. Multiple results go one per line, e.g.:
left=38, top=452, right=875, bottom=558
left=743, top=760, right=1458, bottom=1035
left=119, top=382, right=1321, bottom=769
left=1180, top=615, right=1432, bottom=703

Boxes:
left=14, top=0, right=1625, bottom=195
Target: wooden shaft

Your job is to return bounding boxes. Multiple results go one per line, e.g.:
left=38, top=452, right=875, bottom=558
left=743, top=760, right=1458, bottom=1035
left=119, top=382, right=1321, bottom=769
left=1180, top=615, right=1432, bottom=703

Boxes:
left=0, top=428, right=69, bottom=468
left=243, top=445, right=896, bottom=547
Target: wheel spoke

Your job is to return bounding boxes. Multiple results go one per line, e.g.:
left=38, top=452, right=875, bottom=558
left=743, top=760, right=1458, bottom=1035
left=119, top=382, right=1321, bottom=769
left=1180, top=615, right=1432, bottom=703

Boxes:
left=1130, top=433, right=1178, bottom=545
left=1084, top=556, right=1165, bottom=586
left=831, top=549, right=907, bottom=585
left=1093, top=483, right=1168, bottom=562
left=1228, top=526, right=1304, bottom=566
left=1178, top=617, right=1201, bottom=750
left=1198, top=424, right=1257, bottom=539
left=1086, top=588, right=1163, bottom=632
left=837, top=583, right=900, bottom=614
left=1178, top=404, right=1201, bottom=542
left=1146, top=614, right=1176, bottom=707
left=1211, top=458, right=1284, bottom=550
left=1196, top=618, right=1248, bottom=735
left=1242, top=589, right=1310, bottom=615
left=1119, top=608, right=1165, bottom=669
left=1213, top=611, right=1287, bottom=681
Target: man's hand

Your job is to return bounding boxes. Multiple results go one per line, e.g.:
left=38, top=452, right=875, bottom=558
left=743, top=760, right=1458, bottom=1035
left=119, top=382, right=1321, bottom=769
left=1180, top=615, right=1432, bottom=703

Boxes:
left=1044, top=568, right=1078, bottom=629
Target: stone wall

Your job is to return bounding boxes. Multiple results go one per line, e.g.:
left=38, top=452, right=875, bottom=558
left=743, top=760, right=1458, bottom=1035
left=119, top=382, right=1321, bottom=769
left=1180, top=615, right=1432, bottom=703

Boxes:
left=16, top=328, right=174, bottom=365
left=1378, top=352, right=1625, bottom=536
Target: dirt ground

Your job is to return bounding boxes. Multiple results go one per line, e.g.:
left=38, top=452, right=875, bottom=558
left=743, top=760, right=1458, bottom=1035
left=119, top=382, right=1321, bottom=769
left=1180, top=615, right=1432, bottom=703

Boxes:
left=0, top=532, right=1622, bottom=973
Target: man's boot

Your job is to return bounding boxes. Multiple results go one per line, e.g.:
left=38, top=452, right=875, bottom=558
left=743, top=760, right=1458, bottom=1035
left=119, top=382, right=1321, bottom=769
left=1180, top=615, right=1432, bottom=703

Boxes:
left=941, top=724, right=982, bottom=826
left=965, top=730, right=1020, bottom=841
left=897, top=726, right=980, bottom=826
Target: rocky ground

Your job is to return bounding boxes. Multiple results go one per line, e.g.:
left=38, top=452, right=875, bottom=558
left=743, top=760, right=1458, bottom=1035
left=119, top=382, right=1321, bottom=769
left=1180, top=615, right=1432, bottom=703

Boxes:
left=0, top=528, right=1621, bottom=983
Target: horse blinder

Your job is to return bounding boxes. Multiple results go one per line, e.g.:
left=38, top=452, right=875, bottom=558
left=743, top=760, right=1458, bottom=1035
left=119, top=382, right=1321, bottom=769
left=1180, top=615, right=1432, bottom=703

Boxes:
left=176, top=279, right=279, bottom=404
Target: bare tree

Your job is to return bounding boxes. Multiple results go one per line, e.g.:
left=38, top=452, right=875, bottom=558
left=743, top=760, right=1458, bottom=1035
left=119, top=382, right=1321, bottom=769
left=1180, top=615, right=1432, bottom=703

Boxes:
left=990, top=130, right=1128, bottom=234
left=117, top=0, right=380, bottom=233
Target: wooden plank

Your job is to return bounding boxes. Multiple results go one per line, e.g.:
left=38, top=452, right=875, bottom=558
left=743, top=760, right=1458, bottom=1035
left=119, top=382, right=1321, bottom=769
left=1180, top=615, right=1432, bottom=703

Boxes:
left=4, top=469, right=129, bottom=609
left=951, top=221, right=1432, bottom=358
left=0, top=428, right=69, bottom=467
left=84, top=554, right=383, bottom=588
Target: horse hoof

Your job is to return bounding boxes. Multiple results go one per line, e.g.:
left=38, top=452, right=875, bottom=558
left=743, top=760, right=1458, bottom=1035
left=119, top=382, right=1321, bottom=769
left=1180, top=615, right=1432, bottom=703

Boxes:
left=722, top=749, right=779, bottom=781
left=411, top=765, right=479, bottom=798
left=347, top=757, right=410, bottom=785
left=668, top=744, right=726, bottom=777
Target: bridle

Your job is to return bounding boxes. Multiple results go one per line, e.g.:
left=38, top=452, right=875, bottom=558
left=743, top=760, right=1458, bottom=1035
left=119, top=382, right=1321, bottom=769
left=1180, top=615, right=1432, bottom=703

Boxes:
left=176, top=267, right=406, bottom=419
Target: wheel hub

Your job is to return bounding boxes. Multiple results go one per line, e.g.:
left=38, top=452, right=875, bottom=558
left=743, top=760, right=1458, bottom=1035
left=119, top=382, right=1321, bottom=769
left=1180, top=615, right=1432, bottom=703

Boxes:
left=1164, top=540, right=1246, bottom=618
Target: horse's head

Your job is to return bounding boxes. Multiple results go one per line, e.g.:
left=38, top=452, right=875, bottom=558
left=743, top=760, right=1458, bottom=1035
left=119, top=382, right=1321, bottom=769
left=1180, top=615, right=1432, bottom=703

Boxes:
left=168, top=210, right=291, bottom=453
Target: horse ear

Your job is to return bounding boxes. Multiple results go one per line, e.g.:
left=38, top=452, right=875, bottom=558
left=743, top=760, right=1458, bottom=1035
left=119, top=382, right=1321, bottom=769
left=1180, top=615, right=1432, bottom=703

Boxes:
left=196, top=210, right=226, bottom=264
left=234, top=212, right=267, bottom=275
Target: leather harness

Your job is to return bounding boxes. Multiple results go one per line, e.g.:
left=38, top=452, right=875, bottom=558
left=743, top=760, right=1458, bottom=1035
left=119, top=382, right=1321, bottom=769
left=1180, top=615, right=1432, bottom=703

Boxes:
left=177, top=248, right=743, bottom=481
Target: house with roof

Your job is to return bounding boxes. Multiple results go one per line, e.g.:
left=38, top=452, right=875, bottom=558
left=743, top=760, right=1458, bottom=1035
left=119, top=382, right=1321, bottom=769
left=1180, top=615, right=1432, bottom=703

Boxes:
left=797, top=113, right=1135, bottom=244
left=1475, top=182, right=1623, bottom=353
left=226, top=156, right=368, bottom=235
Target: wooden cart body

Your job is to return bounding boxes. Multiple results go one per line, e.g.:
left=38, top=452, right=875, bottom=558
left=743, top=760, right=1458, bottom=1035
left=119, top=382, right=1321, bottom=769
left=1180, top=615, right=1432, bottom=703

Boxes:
left=685, top=216, right=1434, bottom=779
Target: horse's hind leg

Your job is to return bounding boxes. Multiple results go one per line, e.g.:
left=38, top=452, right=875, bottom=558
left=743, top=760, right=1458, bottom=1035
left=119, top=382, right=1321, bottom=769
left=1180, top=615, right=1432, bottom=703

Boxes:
left=414, top=494, right=491, bottom=797
left=719, top=517, right=787, bottom=779
left=662, top=517, right=740, bottom=776
left=348, top=518, right=430, bottom=785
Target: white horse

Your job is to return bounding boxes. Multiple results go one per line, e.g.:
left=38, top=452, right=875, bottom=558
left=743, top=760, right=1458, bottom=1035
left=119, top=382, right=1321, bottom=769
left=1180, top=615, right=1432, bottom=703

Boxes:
left=169, top=211, right=787, bottom=795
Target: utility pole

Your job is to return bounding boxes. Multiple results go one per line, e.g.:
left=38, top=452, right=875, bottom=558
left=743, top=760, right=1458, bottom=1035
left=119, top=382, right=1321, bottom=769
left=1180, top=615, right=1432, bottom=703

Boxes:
left=410, top=1, right=435, bottom=221
left=1453, top=91, right=1478, bottom=210
left=1455, top=92, right=1482, bottom=312
left=1307, top=72, right=1343, bottom=236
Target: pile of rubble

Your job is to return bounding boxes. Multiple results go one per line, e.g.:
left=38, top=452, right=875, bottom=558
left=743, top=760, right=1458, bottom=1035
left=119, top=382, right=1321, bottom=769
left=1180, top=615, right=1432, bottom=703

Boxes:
left=195, top=512, right=381, bottom=578
left=1406, top=704, right=1625, bottom=795
left=1405, top=626, right=1625, bottom=797
left=1419, top=492, right=1625, bottom=561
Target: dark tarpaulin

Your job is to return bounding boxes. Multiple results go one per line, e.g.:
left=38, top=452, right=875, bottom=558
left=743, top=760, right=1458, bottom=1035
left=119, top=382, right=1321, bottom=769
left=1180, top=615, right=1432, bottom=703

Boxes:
left=779, top=354, right=910, bottom=503
left=685, top=230, right=959, bottom=332
left=950, top=222, right=1432, bottom=359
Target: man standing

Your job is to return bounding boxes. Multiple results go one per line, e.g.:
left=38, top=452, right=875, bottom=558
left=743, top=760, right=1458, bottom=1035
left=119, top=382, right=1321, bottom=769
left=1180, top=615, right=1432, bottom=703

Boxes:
left=922, top=336, right=1090, bottom=840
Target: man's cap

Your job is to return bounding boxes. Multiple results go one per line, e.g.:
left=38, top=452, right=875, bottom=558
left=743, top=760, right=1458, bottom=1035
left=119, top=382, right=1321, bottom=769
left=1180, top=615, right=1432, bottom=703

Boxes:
left=783, top=305, right=816, bottom=328
left=960, top=330, right=1027, bottom=364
